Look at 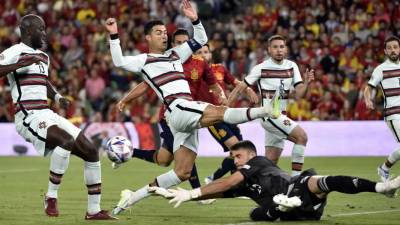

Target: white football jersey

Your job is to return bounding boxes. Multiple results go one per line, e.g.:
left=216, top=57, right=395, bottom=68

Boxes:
left=244, top=58, right=303, bottom=111
left=0, top=42, right=49, bottom=103
left=368, top=59, right=400, bottom=120
left=109, top=21, right=207, bottom=112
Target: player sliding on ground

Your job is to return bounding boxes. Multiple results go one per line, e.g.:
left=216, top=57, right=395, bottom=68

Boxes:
left=151, top=140, right=400, bottom=222
left=105, top=0, right=280, bottom=215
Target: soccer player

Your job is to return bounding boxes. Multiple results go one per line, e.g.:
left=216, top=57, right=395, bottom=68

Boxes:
left=151, top=140, right=400, bottom=222
left=116, top=28, right=228, bottom=196
left=228, top=35, right=314, bottom=176
left=195, top=44, right=259, bottom=183
left=0, top=14, right=115, bottom=219
left=105, top=0, right=279, bottom=215
left=364, top=36, right=400, bottom=182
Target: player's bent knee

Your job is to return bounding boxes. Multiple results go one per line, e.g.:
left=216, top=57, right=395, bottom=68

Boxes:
left=46, top=125, right=75, bottom=150
left=294, top=131, right=308, bottom=145
left=157, top=158, right=172, bottom=167
left=201, top=105, right=227, bottom=126
left=76, top=133, right=99, bottom=162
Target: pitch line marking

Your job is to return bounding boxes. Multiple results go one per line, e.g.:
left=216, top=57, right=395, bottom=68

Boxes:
left=330, top=209, right=400, bottom=217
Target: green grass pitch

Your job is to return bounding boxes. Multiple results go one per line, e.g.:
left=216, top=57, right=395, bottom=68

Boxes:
left=0, top=156, right=399, bottom=225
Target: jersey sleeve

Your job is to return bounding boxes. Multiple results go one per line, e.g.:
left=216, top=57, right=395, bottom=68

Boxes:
left=0, top=46, right=20, bottom=65
left=109, top=38, right=146, bottom=72
left=238, top=157, right=263, bottom=180
left=244, top=64, right=262, bottom=86
left=368, top=66, right=383, bottom=88
left=223, top=67, right=236, bottom=85
left=203, top=61, right=217, bottom=85
left=169, top=20, right=207, bottom=63
left=292, top=62, right=303, bottom=87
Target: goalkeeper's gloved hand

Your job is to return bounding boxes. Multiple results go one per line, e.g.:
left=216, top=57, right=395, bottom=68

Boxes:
left=273, top=194, right=302, bottom=212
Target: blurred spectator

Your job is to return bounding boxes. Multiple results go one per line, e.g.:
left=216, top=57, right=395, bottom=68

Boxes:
left=0, top=0, right=397, bottom=123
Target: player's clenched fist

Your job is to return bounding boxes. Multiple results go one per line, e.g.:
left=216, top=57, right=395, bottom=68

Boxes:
left=104, top=18, right=118, bottom=34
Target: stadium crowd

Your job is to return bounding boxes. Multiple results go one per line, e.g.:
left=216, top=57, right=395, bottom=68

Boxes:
left=0, top=0, right=399, bottom=124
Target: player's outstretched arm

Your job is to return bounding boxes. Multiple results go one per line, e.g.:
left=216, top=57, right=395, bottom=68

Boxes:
left=171, top=171, right=245, bottom=207
left=105, top=18, right=145, bottom=72
left=209, top=84, right=228, bottom=105
left=172, top=1, right=207, bottom=62
left=181, top=0, right=198, bottom=22
left=117, top=82, right=150, bottom=111
left=228, top=81, right=248, bottom=106
left=233, top=79, right=259, bottom=104
left=0, top=55, right=46, bottom=78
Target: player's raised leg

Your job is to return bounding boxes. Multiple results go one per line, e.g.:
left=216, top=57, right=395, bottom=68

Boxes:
left=199, top=101, right=280, bottom=128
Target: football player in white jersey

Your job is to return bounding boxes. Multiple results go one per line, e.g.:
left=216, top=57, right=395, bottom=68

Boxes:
left=0, top=14, right=116, bottom=220
left=228, top=35, right=314, bottom=176
left=364, top=36, right=400, bottom=183
left=105, top=0, right=280, bottom=215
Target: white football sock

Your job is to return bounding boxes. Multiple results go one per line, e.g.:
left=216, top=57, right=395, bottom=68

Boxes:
left=223, top=107, right=268, bottom=124
left=84, top=161, right=102, bottom=214
left=128, top=170, right=182, bottom=206
left=388, top=148, right=400, bottom=166
left=156, top=169, right=182, bottom=187
left=291, top=144, right=305, bottom=176
left=47, top=146, right=70, bottom=198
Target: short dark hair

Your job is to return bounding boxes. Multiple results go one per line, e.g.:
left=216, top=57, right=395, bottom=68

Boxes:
left=384, top=36, right=400, bottom=48
left=144, top=20, right=164, bottom=35
left=172, top=28, right=189, bottom=42
left=267, top=34, right=286, bottom=46
left=231, top=140, right=257, bottom=153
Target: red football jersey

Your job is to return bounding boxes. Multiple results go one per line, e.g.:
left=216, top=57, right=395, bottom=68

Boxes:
left=211, top=63, right=236, bottom=91
left=197, top=63, right=237, bottom=105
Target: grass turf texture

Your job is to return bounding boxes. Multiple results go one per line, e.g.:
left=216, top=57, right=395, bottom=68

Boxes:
left=0, top=156, right=399, bottom=225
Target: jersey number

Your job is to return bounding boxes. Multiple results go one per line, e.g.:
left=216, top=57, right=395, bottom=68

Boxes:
left=38, top=64, right=45, bottom=73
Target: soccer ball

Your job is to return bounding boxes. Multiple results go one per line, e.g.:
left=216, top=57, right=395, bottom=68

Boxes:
left=106, top=136, right=133, bottom=163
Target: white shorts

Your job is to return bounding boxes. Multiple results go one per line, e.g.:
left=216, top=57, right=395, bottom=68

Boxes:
left=165, top=99, right=209, bottom=153
left=386, top=119, right=400, bottom=143
left=261, top=114, right=298, bottom=149
left=14, top=109, right=81, bottom=156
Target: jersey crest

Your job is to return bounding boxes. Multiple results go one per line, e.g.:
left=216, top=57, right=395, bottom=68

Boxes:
left=191, top=68, right=199, bottom=80
left=38, top=121, right=47, bottom=129
left=215, top=71, right=223, bottom=81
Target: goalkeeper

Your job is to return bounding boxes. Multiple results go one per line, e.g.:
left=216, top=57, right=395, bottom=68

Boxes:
left=151, top=140, right=400, bottom=221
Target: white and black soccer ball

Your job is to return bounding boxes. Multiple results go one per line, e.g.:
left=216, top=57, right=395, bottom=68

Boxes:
left=106, top=136, right=133, bottom=163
